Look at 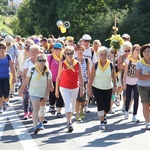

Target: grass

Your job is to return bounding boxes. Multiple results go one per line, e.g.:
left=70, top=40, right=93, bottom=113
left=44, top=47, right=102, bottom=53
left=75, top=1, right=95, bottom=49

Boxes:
left=0, top=15, right=14, bottom=36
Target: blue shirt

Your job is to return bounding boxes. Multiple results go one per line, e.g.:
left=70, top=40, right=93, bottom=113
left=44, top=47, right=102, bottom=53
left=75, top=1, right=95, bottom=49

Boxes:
left=0, top=54, right=12, bottom=78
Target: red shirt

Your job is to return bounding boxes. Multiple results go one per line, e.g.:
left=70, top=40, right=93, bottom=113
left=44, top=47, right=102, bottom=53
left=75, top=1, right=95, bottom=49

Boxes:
left=60, top=62, right=79, bottom=89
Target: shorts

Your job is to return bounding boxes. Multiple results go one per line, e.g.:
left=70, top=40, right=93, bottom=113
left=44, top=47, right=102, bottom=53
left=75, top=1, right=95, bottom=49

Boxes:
left=30, top=95, right=44, bottom=101
left=137, top=86, right=150, bottom=103
left=76, top=82, right=87, bottom=102
left=0, top=78, right=10, bottom=98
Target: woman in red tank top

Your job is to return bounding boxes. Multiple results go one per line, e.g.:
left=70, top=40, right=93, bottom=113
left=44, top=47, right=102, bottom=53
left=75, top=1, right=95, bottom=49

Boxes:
left=55, top=46, right=84, bottom=132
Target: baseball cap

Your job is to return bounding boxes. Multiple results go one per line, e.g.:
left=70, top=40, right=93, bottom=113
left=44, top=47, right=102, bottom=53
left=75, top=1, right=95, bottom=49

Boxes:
left=5, top=35, right=13, bottom=43
left=82, top=34, right=92, bottom=40
left=54, top=43, right=62, bottom=49
left=34, top=38, right=40, bottom=45
left=122, top=34, right=130, bottom=39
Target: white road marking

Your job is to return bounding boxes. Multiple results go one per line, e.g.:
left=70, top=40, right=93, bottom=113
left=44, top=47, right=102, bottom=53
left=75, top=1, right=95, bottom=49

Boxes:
left=0, top=106, right=39, bottom=150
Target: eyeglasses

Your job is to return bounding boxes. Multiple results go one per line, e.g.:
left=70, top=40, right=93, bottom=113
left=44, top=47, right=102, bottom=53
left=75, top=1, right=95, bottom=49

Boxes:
left=38, top=59, right=46, bottom=62
left=0, top=46, right=6, bottom=49
left=125, top=50, right=130, bottom=53
left=25, top=45, right=30, bottom=48
left=111, top=51, right=114, bottom=54
left=84, top=40, right=90, bottom=42
left=65, top=52, right=74, bottom=56
left=76, top=49, right=84, bottom=51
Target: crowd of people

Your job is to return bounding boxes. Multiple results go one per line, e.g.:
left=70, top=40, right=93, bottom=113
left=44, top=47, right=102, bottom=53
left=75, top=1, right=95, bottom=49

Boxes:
left=0, top=33, right=150, bottom=134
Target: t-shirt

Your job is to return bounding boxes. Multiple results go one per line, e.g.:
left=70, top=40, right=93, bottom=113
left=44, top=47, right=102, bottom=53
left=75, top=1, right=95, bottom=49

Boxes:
left=0, top=54, right=12, bottom=78
left=23, top=58, right=35, bottom=70
left=27, top=68, right=52, bottom=97
left=125, top=58, right=138, bottom=85
left=18, top=50, right=25, bottom=72
left=7, top=44, right=18, bottom=62
left=136, top=61, right=150, bottom=87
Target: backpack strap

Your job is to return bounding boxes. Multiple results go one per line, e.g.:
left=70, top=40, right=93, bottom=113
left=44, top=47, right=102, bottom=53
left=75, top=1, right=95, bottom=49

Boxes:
left=6, top=54, right=11, bottom=61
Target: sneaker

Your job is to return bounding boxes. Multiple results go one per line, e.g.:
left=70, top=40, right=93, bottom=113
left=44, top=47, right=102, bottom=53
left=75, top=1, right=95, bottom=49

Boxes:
left=3, top=102, right=7, bottom=111
left=84, top=106, right=90, bottom=113
left=145, top=123, right=150, bottom=130
left=34, top=123, right=44, bottom=134
left=56, top=112, right=63, bottom=118
left=114, top=97, right=120, bottom=106
left=132, top=115, right=140, bottom=123
left=28, top=112, right=32, bottom=118
left=43, top=118, right=48, bottom=124
left=104, top=117, right=107, bottom=125
left=99, top=123, right=106, bottom=130
left=48, top=106, right=56, bottom=115
left=80, top=110, right=85, bottom=119
left=0, top=107, right=3, bottom=113
left=68, top=123, right=73, bottom=132
left=76, top=115, right=82, bottom=122
left=124, top=111, right=129, bottom=119
left=108, top=109, right=115, bottom=114
left=23, top=112, right=28, bottom=120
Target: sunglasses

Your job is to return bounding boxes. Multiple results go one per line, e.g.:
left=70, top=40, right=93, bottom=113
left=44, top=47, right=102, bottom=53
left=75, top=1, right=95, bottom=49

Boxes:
left=38, top=59, right=46, bottom=62
left=125, top=50, right=130, bottom=53
left=68, top=41, right=73, bottom=42
left=111, top=51, right=114, bottom=54
left=84, top=40, right=90, bottom=42
left=0, top=46, right=6, bottom=49
left=65, top=52, right=74, bottom=56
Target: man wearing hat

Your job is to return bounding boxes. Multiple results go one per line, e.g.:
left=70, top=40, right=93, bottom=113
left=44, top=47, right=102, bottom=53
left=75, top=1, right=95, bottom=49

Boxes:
left=81, top=34, right=97, bottom=113
left=5, top=35, right=18, bottom=98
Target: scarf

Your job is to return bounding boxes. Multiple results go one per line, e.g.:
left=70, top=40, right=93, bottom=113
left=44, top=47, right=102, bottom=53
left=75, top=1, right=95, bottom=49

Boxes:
left=35, top=64, right=49, bottom=80
left=52, top=52, right=63, bottom=62
left=140, top=58, right=150, bottom=67
left=98, top=59, right=111, bottom=72
left=64, top=58, right=78, bottom=72
left=43, top=43, right=50, bottom=50
left=127, top=55, right=139, bottom=63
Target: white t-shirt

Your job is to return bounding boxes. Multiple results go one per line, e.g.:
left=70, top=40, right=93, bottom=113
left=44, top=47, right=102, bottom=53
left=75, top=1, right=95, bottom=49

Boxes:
left=125, top=58, right=138, bottom=85
left=23, top=58, right=35, bottom=70
left=27, top=69, right=52, bottom=97
left=83, top=47, right=97, bottom=70
left=18, top=50, right=25, bottom=72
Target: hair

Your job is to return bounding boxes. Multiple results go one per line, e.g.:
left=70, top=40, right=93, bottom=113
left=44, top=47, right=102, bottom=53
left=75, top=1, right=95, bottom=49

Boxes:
left=41, top=38, right=47, bottom=42
left=122, top=41, right=132, bottom=50
left=93, top=40, right=101, bottom=47
left=0, top=42, right=6, bottom=48
left=140, top=43, right=150, bottom=58
left=36, top=54, right=48, bottom=75
left=24, top=39, right=34, bottom=45
left=64, top=46, right=74, bottom=54
left=30, top=44, right=41, bottom=52
left=76, top=43, right=84, bottom=51
left=97, top=46, right=109, bottom=57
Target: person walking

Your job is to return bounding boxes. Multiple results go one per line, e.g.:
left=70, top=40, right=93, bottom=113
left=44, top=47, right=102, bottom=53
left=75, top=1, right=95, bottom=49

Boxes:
left=55, top=46, right=84, bottom=132
left=19, top=54, right=54, bottom=134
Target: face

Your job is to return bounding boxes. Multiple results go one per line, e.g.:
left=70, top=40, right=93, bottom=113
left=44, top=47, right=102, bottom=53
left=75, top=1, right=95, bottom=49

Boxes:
left=110, top=50, right=115, bottom=58
left=54, top=48, right=61, bottom=55
left=143, top=48, right=150, bottom=58
left=133, top=47, right=140, bottom=55
left=124, top=47, right=131, bottom=56
left=93, top=44, right=99, bottom=51
left=82, top=40, right=90, bottom=47
left=5, top=42, right=11, bottom=47
left=29, top=48, right=39, bottom=58
left=0, top=45, right=6, bottom=54
left=37, top=56, right=46, bottom=67
left=65, top=50, right=74, bottom=59
left=99, top=52, right=108, bottom=61
left=76, top=47, right=84, bottom=56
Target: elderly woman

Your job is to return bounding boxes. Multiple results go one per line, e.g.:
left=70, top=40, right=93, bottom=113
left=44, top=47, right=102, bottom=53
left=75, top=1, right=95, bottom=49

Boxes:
left=88, top=46, right=116, bottom=130
left=55, top=46, right=84, bottom=132
left=136, top=44, right=150, bottom=130
left=117, top=41, right=132, bottom=109
left=0, top=42, right=16, bottom=113
left=19, top=54, right=54, bottom=134
left=123, top=44, right=141, bottom=122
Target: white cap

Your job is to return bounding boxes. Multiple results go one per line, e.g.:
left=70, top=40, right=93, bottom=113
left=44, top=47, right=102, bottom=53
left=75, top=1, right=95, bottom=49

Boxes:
left=82, top=34, right=92, bottom=40
left=5, top=35, right=13, bottom=43
left=122, top=34, right=130, bottom=39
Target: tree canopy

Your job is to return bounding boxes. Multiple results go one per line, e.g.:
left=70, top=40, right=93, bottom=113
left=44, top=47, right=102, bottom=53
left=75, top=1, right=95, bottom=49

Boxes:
left=11, top=0, right=150, bottom=46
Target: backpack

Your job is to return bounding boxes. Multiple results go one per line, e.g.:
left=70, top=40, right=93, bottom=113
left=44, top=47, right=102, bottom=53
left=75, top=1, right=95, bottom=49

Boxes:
left=28, top=67, right=49, bottom=87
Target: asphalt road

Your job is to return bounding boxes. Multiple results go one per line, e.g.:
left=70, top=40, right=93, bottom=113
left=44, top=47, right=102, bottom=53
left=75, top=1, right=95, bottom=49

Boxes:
left=0, top=93, right=150, bottom=150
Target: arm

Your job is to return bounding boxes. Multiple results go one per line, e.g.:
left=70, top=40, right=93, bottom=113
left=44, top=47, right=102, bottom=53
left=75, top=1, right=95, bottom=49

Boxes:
left=111, top=65, right=117, bottom=93
left=118, top=55, right=125, bottom=71
left=87, top=59, right=91, bottom=80
left=87, top=64, right=96, bottom=97
left=9, top=59, right=16, bottom=84
left=122, top=62, right=128, bottom=90
left=22, top=68, right=28, bottom=80
left=78, top=63, right=84, bottom=97
left=136, top=69, right=150, bottom=80
left=55, top=62, right=63, bottom=98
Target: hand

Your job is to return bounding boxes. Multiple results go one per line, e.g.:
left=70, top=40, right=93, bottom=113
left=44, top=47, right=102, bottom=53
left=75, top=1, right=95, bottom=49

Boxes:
left=80, top=88, right=84, bottom=97
left=112, top=86, right=117, bottom=94
left=50, top=86, right=54, bottom=92
left=18, top=89, right=23, bottom=97
left=55, top=90, right=59, bottom=98
left=87, top=86, right=93, bottom=97
left=123, top=83, right=127, bottom=91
